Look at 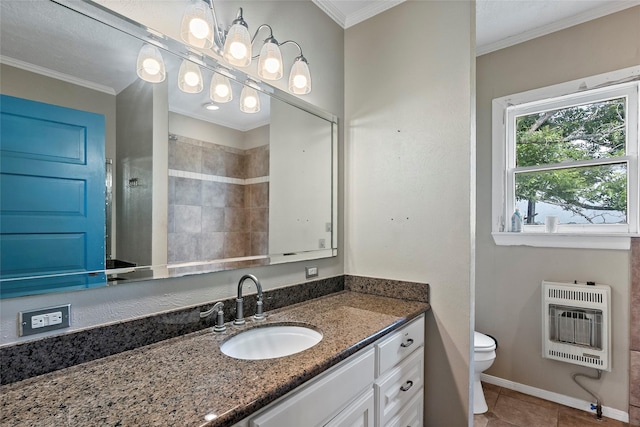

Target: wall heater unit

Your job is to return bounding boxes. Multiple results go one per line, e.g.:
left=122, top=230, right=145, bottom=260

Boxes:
left=542, top=281, right=611, bottom=371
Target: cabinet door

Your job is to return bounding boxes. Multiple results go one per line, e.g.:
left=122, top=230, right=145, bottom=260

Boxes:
left=250, top=348, right=374, bottom=427
left=324, top=388, right=374, bottom=427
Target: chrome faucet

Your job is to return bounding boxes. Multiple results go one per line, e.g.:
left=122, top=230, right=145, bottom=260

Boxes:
left=234, top=274, right=265, bottom=325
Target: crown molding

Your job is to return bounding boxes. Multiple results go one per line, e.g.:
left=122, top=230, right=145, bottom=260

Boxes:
left=0, top=55, right=116, bottom=95
left=312, top=0, right=406, bottom=29
left=476, top=1, right=640, bottom=56
left=311, top=0, right=347, bottom=28
left=344, top=0, right=405, bottom=28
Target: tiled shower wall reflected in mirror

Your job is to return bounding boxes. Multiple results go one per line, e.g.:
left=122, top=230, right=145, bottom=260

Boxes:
left=167, top=133, right=269, bottom=274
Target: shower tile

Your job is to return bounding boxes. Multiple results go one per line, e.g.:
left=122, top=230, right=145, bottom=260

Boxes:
left=202, top=208, right=225, bottom=232
left=224, top=208, right=248, bottom=232
left=169, top=140, right=201, bottom=173
left=174, top=205, right=202, bottom=234
left=226, top=184, right=246, bottom=208
left=251, top=232, right=268, bottom=256
left=224, top=151, right=246, bottom=179
left=202, top=181, right=226, bottom=208
left=632, top=351, right=640, bottom=407
left=246, top=145, right=269, bottom=178
left=202, top=145, right=225, bottom=176
left=250, top=208, right=269, bottom=233
left=201, top=233, right=224, bottom=260
left=250, top=183, right=269, bottom=208
left=168, top=233, right=201, bottom=263
left=224, top=232, right=250, bottom=258
left=168, top=176, right=176, bottom=204
left=174, top=178, right=202, bottom=206
left=492, top=394, right=558, bottom=427
left=167, top=205, right=175, bottom=233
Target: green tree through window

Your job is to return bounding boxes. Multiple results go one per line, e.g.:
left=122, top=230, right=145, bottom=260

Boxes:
left=514, top=98, right=628, bottom=225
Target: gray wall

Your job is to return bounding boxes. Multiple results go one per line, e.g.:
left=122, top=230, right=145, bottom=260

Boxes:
left=345, top=2, right=476, bottom=424
left=475, top=6, right=640, bottom=413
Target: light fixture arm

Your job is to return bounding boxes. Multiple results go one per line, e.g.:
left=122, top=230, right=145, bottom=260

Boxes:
left=250, top=24, right=275, bottom=45
left=278, top=40, right=305, bottom=60
left=201, top=0, right=226, bottom=51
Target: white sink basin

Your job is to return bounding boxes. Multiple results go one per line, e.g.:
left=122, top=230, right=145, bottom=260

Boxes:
left=220, top=324, right=323, bottom=360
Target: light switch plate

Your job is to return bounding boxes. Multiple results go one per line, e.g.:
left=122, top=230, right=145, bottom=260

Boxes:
left=19, top=305, right=71, bottom=336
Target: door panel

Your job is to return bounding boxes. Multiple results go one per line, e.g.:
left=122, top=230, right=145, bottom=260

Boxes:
left=0, top=95, right=106, bottom=298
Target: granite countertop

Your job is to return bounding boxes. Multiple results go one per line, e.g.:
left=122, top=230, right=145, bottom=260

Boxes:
left=0, top=291, right=429, bottom=427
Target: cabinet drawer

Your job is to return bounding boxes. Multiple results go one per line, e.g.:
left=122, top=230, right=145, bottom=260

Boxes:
left=384, top=387, right=423, bottom=427
left=375, top=347, right=424, bottom=426
left=376, top=315, right=424, bottom=376
left=250, top=348, right=375, bottom=427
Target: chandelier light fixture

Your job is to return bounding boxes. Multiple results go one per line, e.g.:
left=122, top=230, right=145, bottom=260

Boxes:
left=136, top=0, right=311, bottom=114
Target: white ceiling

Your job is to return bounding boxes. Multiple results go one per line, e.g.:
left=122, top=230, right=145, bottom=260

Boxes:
left=313, top=0, right=640, bottom=55
left=2, top=0, right=638, bottom=131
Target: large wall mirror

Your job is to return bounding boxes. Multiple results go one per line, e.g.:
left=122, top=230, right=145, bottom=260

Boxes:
left=0, top=0, right=338, bottom=299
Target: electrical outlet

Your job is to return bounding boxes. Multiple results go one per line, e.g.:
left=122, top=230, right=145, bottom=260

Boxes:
left=19, top=305, right=70, bottom=336
left=306, top=266, right=319, bottom=279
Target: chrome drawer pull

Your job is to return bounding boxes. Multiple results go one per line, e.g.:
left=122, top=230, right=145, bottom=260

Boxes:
left=400, top=338, right=414, bottom=348
left=400, top=380, right=413, bottom=392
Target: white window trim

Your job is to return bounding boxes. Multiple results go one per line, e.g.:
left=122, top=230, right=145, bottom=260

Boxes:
left=491, top=66, right=640, bottom=250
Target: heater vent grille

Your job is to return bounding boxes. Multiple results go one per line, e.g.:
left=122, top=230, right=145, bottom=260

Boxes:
left=542, top=281, right=611, bottom=371
left=547, top=288, right=604, bottom=304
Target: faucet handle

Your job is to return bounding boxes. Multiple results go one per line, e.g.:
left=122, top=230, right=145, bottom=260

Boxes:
left=201, top=302, right=227, bottom=333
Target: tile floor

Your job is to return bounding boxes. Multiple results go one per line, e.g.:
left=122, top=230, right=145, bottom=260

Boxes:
left=474, top=382, right=629, bottom=427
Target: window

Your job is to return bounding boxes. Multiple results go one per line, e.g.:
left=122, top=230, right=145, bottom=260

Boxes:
left=492, top=67, right=639, bottom=249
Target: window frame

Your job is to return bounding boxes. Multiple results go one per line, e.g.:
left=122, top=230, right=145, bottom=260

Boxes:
left=491, top=67, right=640, bottom=250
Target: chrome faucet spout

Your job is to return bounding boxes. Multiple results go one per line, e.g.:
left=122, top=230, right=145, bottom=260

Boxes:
left=234, top=274, right=265, bottom=325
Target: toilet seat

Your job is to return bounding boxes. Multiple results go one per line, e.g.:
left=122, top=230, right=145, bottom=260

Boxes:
left=474, top=331, right=496, bottom=352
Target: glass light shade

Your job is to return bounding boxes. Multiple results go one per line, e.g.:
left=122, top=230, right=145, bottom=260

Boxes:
left=288, top=57, right=311, bottom=95
left=240, top=86, right=260, bottom=113
left=257, top=40, right=283, bottom=81
left=210, top=73, right=232, bottom=103
left=136, top=44, right=166, bottom=83
left=223, top=22, right=252, bottom=67
left=178, top=59, right=203, bottom=94
left=180, top=1, right=214, bottom=49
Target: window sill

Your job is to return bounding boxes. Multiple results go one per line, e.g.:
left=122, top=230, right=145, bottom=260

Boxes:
left=491, top=232, right=635, bottom=250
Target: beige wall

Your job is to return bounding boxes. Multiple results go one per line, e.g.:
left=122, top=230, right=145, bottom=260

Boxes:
left=476, top=7, right=640, bottom=413
left=0, top=0, right=344, bottom=345
left=345, top=1, right=475, bottom=424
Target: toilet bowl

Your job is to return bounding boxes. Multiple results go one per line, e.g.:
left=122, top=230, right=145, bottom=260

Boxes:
left=473, top=331, right=497, bottom=414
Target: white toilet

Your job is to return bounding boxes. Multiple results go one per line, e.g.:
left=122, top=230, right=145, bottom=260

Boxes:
left=473, top=331, right=497, bottom=414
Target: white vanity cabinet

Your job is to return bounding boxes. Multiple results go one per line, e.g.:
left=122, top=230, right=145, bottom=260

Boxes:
left=233, top=315, right=425, bottom=427
left=374, top=314, right=425, bottom=427
left=249, top=348, right=375, bottom=427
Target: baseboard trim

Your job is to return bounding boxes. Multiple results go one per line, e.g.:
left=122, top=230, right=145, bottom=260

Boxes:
left=480, top=374, right=629, bottom=423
